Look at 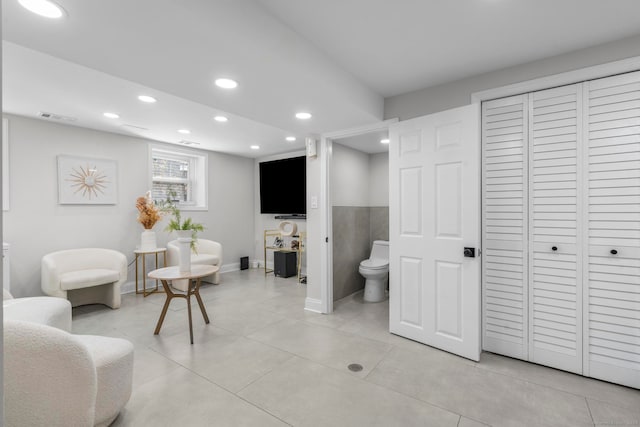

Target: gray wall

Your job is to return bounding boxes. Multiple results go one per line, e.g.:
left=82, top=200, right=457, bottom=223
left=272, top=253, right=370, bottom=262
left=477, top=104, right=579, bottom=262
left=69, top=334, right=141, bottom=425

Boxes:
left=385, top=33, right=640, bottom=120
left=332, top=206, right=370, bottom=301
left=3, top=114, right=255, bottom=297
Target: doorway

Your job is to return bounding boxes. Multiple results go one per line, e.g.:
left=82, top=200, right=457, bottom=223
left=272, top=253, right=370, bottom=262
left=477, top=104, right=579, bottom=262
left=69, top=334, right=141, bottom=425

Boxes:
left=319, top=120, right=396, bottom=314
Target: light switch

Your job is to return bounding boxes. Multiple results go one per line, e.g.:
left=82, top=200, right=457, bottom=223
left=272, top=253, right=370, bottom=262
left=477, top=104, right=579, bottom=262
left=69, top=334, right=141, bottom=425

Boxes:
left=311, top=196, right=318, bottom=209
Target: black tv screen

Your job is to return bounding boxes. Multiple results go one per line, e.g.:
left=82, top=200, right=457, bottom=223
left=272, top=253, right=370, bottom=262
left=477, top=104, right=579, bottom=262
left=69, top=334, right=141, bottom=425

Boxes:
left=259, top=156, right=306, bottom=215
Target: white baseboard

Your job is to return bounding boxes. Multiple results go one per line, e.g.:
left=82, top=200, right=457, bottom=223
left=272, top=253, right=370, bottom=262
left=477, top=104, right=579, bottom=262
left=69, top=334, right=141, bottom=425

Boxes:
left=304, top=297, right=323, bottom=313
left=121, top=280, right=137, bottom=295
left=220, top=262, right=240, bottom=274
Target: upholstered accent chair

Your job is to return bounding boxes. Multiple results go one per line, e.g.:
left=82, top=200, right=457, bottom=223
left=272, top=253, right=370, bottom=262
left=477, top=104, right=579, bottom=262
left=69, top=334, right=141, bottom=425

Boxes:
left=167, top=239, right=222, bottom=288
left=41, top=248, right=128, bottom=308
left=3, top=290, right=134, bottom=427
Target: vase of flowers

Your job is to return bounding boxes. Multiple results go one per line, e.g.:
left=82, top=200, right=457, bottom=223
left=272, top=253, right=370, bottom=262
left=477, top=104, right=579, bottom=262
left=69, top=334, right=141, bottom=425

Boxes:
left=136, top=191, right=162, bottom=251
left=161, top=194, right=204, bottom=273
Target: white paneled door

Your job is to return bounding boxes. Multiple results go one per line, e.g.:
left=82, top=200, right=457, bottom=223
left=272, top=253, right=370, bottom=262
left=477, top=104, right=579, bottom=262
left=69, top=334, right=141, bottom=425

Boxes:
left=389, top=104, right=481, bottom=361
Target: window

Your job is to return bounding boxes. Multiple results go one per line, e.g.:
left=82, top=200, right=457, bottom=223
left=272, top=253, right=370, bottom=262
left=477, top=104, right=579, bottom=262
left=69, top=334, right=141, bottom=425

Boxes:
left=150, top=146, right=207, bottom=210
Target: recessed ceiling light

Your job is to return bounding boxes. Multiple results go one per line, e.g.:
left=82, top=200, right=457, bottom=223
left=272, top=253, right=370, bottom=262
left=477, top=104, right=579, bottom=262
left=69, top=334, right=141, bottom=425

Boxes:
left=18, top=0, right=65, bottom=18
left=103, top=112, right=120, bottom=119
left=178, top=129, right=191, bottom=134
left=295, top=112, right=312, bottom=120
left=215, top=78, right=238, bottom=89
left=286, top=136, right=296, bottom=142
left=138, top=95, right=157, bottom=103
left=250, top=145, right=260, bottom=150
left=214, top=115, right=228, bottom=122
left=380, top=138, right=390, bottom=144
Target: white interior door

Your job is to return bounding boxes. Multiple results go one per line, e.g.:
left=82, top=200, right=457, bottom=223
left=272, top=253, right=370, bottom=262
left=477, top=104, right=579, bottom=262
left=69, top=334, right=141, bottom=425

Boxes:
left=389, top=104, right=481, bottom=361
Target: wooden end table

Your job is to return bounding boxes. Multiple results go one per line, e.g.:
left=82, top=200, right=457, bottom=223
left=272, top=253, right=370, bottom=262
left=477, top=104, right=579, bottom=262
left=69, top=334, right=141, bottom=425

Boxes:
left=148, top=265, right=218, bottom=344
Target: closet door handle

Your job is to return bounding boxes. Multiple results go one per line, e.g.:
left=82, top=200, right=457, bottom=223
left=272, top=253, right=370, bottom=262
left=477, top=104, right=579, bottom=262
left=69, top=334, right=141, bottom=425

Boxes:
left=610, top=249, right=618, bottom=255
left=551, top=246, right=558, bottom=251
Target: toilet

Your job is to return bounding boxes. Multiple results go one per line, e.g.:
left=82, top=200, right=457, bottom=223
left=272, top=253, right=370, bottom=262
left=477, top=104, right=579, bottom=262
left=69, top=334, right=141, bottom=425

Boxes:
left=358, top=240, right=389, bottom=302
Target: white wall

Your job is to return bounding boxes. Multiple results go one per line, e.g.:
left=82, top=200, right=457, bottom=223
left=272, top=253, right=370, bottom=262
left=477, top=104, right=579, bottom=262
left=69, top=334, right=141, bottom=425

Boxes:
left=3, top=114, right=255, bottom=297
left=331, top=143, right=388, bottom=208
left=385, top=33, right=640, bottom=120
left=331, top=143, right=370, bottom=207
left=369, top=152, right=389, bottom=207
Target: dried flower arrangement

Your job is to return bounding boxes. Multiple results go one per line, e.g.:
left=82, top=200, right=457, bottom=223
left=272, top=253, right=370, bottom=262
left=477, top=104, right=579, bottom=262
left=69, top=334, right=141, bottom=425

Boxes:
left=135, top=191, right=162, bottom=230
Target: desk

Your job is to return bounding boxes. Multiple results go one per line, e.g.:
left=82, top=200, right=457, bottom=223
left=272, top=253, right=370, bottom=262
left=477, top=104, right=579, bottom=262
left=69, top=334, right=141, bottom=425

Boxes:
left=134, top=248, right=167, bottom=297
left=148, top=265, right=218, bottom=344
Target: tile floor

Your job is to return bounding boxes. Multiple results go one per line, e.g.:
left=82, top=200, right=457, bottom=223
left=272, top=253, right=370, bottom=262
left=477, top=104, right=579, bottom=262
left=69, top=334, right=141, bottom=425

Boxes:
left=72, top=269, right=640, bottom=427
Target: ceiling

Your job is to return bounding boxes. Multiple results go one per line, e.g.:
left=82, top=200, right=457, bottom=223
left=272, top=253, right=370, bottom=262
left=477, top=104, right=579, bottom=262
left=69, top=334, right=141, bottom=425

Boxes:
left=4, top=0, right=640, bottom=158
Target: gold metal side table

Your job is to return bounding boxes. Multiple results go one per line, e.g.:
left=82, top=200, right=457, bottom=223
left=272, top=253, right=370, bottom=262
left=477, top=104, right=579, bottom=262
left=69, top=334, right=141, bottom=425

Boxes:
left=134, top=248, right=167, bottom=297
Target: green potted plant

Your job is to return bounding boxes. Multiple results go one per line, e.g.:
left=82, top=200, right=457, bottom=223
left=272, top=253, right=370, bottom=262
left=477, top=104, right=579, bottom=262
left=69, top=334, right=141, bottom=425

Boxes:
left=161, top=192, right=205, bottom=248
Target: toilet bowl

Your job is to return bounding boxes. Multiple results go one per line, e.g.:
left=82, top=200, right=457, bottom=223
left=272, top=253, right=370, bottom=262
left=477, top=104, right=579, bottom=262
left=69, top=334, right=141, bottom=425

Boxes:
left=359, top=240, right=389, bottom=302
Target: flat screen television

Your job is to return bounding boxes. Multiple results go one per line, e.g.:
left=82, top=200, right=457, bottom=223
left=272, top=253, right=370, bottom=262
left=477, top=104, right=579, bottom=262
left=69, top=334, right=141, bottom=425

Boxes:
left=259, top=156, right=306, bottom=215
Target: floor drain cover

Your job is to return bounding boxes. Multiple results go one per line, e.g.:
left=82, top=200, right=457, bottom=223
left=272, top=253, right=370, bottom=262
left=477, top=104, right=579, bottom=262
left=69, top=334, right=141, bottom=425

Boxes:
left=348, top=363, right=363, bottom=372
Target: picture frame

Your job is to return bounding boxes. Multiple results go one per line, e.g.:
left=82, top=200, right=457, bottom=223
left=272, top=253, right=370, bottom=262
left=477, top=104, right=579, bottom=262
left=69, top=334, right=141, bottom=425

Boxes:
left=57, top=155, right=117, bottom=205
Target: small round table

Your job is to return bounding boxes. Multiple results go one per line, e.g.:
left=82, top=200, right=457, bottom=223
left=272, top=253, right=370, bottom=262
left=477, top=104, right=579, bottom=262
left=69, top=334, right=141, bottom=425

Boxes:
left=148, top=265, right=218, bottom=344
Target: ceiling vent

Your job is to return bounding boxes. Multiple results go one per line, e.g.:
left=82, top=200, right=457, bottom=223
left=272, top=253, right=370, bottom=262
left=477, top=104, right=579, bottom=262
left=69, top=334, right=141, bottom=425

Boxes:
left=122, top=124, right=148, bottom=131
left=179, top=140, right=200, bottom=146
left=38, top=111, right=77, bottom=122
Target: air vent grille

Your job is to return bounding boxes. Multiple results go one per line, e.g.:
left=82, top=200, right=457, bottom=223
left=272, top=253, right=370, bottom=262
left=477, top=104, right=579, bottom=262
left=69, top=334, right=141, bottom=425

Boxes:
left=38, top=111, right=77, bottom=122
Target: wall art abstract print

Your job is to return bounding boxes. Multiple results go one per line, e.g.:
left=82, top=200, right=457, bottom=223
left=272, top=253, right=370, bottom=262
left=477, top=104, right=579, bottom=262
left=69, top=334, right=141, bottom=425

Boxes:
left=57, top=155, right=117, bottom=204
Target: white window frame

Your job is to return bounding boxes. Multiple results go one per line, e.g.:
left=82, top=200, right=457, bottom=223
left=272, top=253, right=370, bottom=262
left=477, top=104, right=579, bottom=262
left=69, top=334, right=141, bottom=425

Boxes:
left=149, top=145, right=208, bottom=211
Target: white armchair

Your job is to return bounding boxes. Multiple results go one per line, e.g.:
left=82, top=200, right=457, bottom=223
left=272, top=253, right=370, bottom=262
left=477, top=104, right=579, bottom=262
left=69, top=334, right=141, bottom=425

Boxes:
left=4, top=320, right=134, bottom=427
left=3, top=290, right=134, bottom=427
left=167, top=239, right=222, bottom=286
left=41, top=248, right=128, bottom=309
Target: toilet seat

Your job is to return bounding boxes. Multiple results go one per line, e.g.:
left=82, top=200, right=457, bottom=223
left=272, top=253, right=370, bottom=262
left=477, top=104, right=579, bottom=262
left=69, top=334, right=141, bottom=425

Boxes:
left=360, top=259, right=388, bottom=270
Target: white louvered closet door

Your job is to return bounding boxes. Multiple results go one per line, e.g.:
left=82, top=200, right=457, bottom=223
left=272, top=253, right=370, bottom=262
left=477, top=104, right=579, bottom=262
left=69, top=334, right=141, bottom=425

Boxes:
left=584, top=71, right=640, bottom=389
left=528, top=84, right=583, bottom=374
left=482, top=95, right=529, bottom=360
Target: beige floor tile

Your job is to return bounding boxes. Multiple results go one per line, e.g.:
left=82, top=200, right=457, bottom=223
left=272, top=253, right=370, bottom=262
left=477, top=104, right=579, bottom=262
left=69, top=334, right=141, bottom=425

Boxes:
left=111, top=367, right=288, bottom=427
left=458, top=416, right=491, bottom=427
left=479, top=352, right=640, bottom=411
left=150, top=327, right=293, bottom=392
left=70, top=269, right=638, bottom=426
left=587, top=398, right=640, bottom=426
left=238, top=356, right=460, bottom=427
left=366, top=346, right=593, bottom=427
left=131, top=347, right=182, bottom=390
left=247, top=318, right=392, bottom=378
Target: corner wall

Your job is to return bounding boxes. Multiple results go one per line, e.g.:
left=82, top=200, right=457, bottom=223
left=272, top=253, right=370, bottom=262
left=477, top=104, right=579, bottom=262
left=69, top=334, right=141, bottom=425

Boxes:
left=3, top=114, right=255, bottom=297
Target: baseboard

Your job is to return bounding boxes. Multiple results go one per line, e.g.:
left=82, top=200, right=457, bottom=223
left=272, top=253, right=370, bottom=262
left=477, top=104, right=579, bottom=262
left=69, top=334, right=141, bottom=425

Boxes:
left=121, top=280, right=137, bottom=295
left=304, top=297, right=323, bottom=313
left=220, top=262, right=240, bottom=274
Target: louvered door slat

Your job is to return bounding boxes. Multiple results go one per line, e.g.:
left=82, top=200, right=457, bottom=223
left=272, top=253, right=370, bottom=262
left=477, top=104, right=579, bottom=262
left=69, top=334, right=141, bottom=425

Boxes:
left=482, top=95, right=528, bottom=359
left=585, top=70, right=640, bottom=389
left=529, top=84, right=583, bottom=374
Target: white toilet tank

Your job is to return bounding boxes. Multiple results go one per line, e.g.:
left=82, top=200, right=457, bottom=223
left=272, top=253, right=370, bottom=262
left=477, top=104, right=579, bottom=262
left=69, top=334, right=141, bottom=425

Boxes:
left=370, top=240, right=389, bottom=261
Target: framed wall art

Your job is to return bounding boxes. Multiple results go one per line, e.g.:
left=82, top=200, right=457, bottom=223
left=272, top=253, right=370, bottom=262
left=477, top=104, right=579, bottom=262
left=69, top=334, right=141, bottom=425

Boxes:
left=57, top=155, right=117, bottom=204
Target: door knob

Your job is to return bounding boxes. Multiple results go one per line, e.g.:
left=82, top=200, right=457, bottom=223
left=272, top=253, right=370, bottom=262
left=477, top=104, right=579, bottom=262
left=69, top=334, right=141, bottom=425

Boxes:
left=552, top=246, right=558, bottom=251
left=610, top=249, right=618, bottom=255
left=463, top=247, right=475, bottom=258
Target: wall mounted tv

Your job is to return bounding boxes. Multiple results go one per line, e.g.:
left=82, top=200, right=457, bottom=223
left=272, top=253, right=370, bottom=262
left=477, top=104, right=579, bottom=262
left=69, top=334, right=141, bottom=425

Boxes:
left=259, top=156, right=306, bottom=216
